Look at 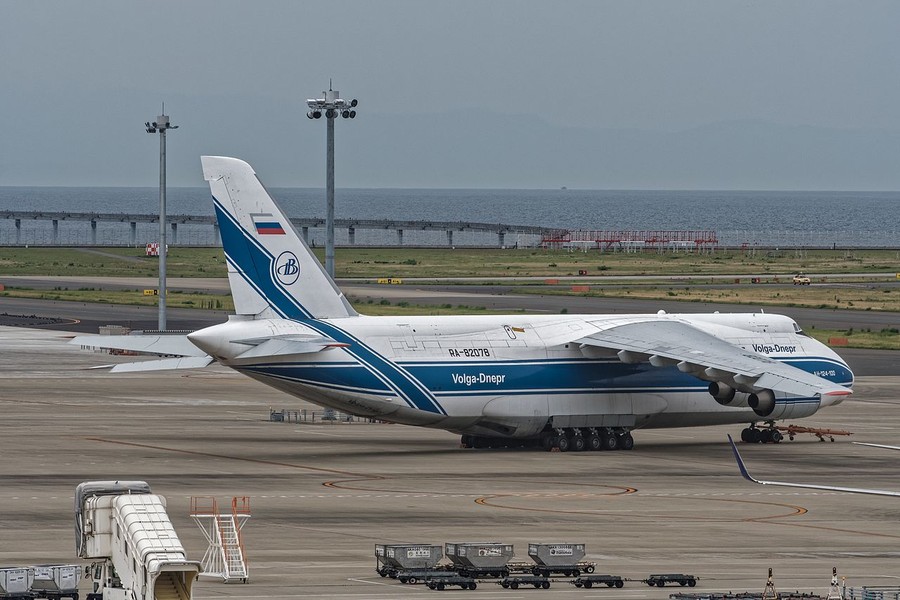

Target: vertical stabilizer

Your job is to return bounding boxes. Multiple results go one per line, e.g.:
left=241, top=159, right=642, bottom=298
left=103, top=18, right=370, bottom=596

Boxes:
left=201, top=156, right=357, bottom=319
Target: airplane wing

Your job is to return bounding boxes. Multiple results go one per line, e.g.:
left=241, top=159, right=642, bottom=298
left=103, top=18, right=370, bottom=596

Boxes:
left=576, top=319, right=850, bottom=399
left=852, top=442, right=900, bottom=451
left=728, top=435, right=900, bottom=497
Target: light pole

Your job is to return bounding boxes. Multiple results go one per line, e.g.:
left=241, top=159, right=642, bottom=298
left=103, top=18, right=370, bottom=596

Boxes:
left=306, top=84, right=357, bottom=278
left=145, top=110, right=178, bottom=331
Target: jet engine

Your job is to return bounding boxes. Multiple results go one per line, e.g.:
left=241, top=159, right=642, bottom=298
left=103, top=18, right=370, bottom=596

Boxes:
left=708, top=381, right=736, bottom=405
left=748, top=389, right=776, bottom=417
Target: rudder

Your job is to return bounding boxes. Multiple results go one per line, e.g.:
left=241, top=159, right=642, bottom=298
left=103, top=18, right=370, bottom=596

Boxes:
left=201, top=156, right=357, bottom=319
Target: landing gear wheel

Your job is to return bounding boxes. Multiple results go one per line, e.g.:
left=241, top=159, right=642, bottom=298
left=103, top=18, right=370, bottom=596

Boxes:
left=557, top=435, right=571, bottom=452
left=541, top=435, right=555, bottom=451
left=571, top=434, right=586, bottom=452
left=601, top=431, right=619, bottom=451
left=741, top=427, right=753, bottom=443
left=618, top=431, right=634, bottom=450
left=771, top=430, right=783, bottom=443
left=587, top=433, right=602, bottom=451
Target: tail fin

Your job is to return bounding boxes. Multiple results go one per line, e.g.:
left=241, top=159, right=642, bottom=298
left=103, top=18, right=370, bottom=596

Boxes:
left=201, top=156, right=357, bottom=320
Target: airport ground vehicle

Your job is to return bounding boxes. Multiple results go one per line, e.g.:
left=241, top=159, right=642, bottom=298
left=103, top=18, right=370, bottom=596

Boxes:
left=375, top=544, right=443, bottom=579
left=0, top=568, right=33, bottom=600
left=793, top=273, right=811, bottom=285
left=76, top=481, right=200, bottom=600
left=527, top=543, right=595, bottom=577
left=571, top=574, right=625, bottom=588
left=500, top=575, right=551, bottom=589
left=31, top=565, right=81, bottom=600
left=444, top=542, right=513, bottom=578
left=644, top=573, right=698, bottom=587
left=425, top=575, right=477, bottom=590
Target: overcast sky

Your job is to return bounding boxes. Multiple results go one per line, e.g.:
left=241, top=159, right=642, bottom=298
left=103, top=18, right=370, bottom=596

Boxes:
left=2, top=1, right=899, bottom=189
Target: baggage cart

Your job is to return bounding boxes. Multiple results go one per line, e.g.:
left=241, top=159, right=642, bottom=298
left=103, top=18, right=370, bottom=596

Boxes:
left=31, top=564, right=81, bottom=600
left=0, top=568, right=34, bottom=600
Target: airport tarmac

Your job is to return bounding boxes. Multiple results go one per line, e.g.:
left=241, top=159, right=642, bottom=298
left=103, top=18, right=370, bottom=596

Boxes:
left=1, top=325, right=899, bottom=599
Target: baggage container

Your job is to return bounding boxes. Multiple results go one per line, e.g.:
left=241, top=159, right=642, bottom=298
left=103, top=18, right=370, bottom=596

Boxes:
left=444, top=542, right=513, bottom=569
left=527, top=543, right=585, bottom=566
left=31, top=564, right=81, bottom=599
left=0, top=567, right=34, bottom=599
left=375, top=544, right=442, bottom=573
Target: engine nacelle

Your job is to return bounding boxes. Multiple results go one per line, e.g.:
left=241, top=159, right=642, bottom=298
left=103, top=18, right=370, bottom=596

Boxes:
left=708, top=381, right=736, bottom=405
left=748, top=389, right=776, bottom=417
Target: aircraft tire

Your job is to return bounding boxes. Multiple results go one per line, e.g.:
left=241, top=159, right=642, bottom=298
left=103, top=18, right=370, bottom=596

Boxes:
left=741, top=428, right=753, bottom=443
left=571, top=434, right=586, bottom=452
left=557, top=436, right=571, bottom=452
left=601, top=431, right=618, bottom=451
left=618, top=432, right=635, bottom=450
left=771, top=430, right=783, bottom=443
left=587, top=433, right=602, bottom=451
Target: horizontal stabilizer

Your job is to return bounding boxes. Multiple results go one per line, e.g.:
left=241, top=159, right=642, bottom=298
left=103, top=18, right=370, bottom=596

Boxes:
left=107, top=356, right=214, bottom=373
left=70, top=335, right=207, bottom=358
left=235, top=335, right=349, bottom=359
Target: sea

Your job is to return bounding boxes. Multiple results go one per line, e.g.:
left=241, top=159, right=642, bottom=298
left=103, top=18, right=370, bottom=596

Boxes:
left=0, top=187, right=898, bottom=248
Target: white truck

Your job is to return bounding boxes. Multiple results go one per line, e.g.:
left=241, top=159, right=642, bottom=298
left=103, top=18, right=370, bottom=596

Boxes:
left=75, top=481, right=200, bottom=600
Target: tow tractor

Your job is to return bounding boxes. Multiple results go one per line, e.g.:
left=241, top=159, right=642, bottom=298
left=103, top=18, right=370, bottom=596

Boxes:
left=739, top=423, right=852, bottom=444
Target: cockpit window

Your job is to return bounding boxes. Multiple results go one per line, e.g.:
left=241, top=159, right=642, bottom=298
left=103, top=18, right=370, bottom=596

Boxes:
left=792, top=320, right=808, bottom=337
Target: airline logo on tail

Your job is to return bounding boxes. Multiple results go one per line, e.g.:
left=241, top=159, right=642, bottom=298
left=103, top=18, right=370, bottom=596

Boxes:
left=251, top=213, right=285, bottom=235
left=274, top=251, right=301, bottom=285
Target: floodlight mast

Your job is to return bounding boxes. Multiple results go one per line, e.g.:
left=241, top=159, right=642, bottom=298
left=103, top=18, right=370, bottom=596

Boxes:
left=306, top=85, right=358, bottom=277
left=144, top=109, right=178, bottom=331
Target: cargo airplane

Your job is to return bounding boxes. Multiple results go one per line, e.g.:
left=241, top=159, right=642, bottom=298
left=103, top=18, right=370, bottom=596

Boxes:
left=73, top=156, right=854, bottom=451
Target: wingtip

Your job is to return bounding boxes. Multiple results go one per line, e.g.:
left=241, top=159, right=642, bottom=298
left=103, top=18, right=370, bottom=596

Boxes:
left=727, top=434, right=755, bottom=483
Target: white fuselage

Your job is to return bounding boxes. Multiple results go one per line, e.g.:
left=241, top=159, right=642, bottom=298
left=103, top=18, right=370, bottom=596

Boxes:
left=188, top=311, right=853, bottom=439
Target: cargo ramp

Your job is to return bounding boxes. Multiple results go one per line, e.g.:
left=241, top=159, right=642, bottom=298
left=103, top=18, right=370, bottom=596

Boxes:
left=75, top=481, right=201, bottom=600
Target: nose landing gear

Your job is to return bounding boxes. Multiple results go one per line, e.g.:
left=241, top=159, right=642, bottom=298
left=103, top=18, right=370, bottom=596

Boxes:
left=740, top=423, right=783, bottom=444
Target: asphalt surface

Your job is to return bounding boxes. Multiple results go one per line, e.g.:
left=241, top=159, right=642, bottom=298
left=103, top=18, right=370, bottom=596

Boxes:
left=2, top=326, right=899, bottom=599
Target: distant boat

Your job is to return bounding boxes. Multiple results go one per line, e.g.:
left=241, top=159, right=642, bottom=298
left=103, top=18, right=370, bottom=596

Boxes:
left=560, top=186, right=568, bottom=190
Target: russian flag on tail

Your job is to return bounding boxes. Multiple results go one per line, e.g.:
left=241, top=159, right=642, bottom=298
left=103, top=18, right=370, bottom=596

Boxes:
left=251, top=213, right=285, bottom=235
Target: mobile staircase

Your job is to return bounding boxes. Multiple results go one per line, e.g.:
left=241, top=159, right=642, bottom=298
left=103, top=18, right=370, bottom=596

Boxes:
left=189, top=496, right=251, bottom=583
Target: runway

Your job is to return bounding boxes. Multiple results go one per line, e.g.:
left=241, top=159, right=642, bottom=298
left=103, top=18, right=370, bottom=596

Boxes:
left=1, top=326, right=899, bottom=599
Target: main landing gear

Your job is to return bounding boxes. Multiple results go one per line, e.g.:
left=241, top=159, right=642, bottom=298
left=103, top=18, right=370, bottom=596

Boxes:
left=460, top=428, right=635, bottom=452
left=544, top=427, right=634, bottom=452
left=740, top=423, right=783, bottom=444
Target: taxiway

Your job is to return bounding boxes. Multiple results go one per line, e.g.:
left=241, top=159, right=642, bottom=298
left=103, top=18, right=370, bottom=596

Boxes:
left=1, top=325, right=898, bottom=598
